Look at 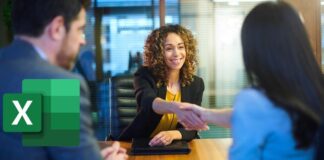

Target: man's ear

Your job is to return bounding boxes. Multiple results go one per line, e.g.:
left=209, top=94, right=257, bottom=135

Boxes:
left=46, top=16, right=66, bottom=41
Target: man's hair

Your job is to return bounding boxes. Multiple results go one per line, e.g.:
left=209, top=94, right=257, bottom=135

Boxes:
left=12, top=0, right=90, bottom=37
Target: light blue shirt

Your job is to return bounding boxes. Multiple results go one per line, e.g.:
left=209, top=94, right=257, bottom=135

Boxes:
left=230, top=88, right=314, bottom=160
left=33, top=45, right=47, bottom=60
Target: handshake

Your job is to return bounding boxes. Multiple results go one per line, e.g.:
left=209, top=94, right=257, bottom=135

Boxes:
left=171, top=102, right=232, bottom=130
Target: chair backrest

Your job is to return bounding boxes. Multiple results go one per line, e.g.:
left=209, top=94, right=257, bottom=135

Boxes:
left=109, top=74, right=137, bottom=140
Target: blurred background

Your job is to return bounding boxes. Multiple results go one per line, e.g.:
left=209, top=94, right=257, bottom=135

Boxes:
left=1, top=0, right=323, bottom=140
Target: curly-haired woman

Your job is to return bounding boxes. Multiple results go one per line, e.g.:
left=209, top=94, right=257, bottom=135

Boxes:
left=119, top=24, right=208, bottom=146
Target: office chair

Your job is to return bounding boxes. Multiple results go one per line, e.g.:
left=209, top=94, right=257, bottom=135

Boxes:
left=108, top=74, right=137, bottom=140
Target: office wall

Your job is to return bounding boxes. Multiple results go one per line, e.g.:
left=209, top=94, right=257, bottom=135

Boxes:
left=282, top=0, right=322, bottom=65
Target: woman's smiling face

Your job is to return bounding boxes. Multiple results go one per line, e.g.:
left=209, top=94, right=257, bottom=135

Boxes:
left=163, top=32, right=186, bottom=71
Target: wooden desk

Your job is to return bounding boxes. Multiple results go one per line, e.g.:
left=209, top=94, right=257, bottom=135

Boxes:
left=99, top=138, right=232, bottom=160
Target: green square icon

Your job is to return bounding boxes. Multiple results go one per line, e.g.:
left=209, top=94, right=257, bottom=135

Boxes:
left=22, top=79, right=80, bottom=146
left=3, top=94, right=42, bottom=132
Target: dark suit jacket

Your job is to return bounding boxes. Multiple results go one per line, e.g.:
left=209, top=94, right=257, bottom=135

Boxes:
left=315, top=119, right=324, bottom=160
left=0, top=39, right=101, bottom=160
left=119, top=67, right=204, bottom=141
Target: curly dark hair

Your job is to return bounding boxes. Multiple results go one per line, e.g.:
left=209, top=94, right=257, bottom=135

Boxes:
left=143, top=24, right=198, bottom=87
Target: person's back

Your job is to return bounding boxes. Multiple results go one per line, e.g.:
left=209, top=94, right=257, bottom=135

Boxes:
left=0, top=39, right=101, bottom=160
left=230, top=88, right=315, bottom=160
left=228, top=1, right=324, bottom=160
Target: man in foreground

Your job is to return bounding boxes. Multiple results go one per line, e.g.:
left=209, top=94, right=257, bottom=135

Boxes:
left=0, top=0, right=127, bottom=159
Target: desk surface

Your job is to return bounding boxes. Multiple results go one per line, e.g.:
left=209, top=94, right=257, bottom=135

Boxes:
left=99, top=138, right=232, bottom=160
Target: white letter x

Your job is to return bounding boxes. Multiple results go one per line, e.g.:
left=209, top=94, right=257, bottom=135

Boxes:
left=12, top=100, right=33, bottom=125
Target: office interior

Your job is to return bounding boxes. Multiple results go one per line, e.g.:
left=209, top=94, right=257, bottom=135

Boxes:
left=0, top=0, right=323, bottom=141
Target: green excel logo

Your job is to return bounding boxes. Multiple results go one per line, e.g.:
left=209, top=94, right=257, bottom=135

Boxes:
left=3, top=94, right=42, bottom=132
left=2, top=79, right=80, bottom=146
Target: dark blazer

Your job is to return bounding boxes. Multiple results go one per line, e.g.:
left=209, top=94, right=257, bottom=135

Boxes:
left=0, top=39, right=101, bottom=160
left=315, top=119, right=324, bottom=160
left=119, top=66, right=204, bottom=141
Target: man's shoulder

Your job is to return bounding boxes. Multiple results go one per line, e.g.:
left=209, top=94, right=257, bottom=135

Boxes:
left=14, top=58, right=81, bottom=81
left=40, top=64, right=82, bottom=80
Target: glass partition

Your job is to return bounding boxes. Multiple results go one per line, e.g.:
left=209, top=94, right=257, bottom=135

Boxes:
left=179, top=0, right=275, bottom=138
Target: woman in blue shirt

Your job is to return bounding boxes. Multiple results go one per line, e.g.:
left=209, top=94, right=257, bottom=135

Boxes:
left=184, top=1, right=324, bottom=159
left=230, top=1, right=324, bottom=159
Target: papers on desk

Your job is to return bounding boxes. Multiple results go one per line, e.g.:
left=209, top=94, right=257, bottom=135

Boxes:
left=131, top=138, right=191, bottom=155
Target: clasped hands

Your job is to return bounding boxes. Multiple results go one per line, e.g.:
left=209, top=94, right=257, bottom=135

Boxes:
left=173, top=102, right=209, bottom=131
